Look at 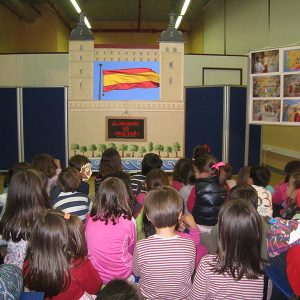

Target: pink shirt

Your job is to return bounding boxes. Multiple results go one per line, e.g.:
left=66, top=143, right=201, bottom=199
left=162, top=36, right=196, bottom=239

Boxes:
left=272, top=182, right=288, bottom=205
left=85, top=215, right=136, bottom=284
left=177, top=227, right=207, bottom=266
left=172, top=180, right=183, bottom=191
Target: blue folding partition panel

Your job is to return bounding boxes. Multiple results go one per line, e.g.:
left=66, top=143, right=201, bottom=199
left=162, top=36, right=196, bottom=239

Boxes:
left=228, top=87, right=247, bottom=174
left=22, top=87, right=67, bottom=166
left=0, top=88, right=19, bottom=170
left=248, top=124, right=261, bottom=166
left=185, top=86, right=224, bottom=161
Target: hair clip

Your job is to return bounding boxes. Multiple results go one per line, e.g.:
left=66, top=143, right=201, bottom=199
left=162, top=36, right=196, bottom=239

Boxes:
left=212, top=162, right=226, bottom=170
left=64, top=213, right=71, bottom=220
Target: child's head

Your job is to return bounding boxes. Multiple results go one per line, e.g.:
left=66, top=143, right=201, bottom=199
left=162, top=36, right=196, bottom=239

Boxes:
left=220, top=163, right=233, bottom=180
left=192, top=144, right=210, bottom=160
left=144, top=186, right=183, bottom=229
left=193, top=154, right=221, bottom=180
left=0, top=168, right=50, bottom=242
left=141, top=153, right=162, bottom=175
left=3, top=161, right=31, bottom=189
left=249, top=166, right=271, bottom=187
left=31, top=154, right=57, bottom=178
left=91, top=177, right=132, bottom=225
left=24, top=209, right=70, bottom=297
left=145, top=169, right=170, bottom=191
left=66, top=213, right=87, bottom=260
left=237, top=166, right=252, bottom=185
left=287, top=173, right=300, bottom=203
left=96, top=279, right=143, bottom=300
left=284, top=160, right=300, bottom=183
left=216, top=200, right=264, bottom=280
left=104, top=171, right=135, bottom=206
left=99, top=148, right=122, bottom=177
left=229, top=184, right=258, bottom=209
left=57, top=167, right=81, bottom=193
left=172, top=158, right=195, bottom=185
left=69, top=154, right=92, bottom=181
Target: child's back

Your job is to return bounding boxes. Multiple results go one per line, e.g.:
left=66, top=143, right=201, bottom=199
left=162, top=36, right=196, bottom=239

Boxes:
left=133, top=187, right=196, bottom=299
left=133, top=235, right=195, bottom=299
left=86, top=177, right=136, bottom=284
left=86, top=214, right=136, bottom=283
left=51, top=167, right=90, bottom=222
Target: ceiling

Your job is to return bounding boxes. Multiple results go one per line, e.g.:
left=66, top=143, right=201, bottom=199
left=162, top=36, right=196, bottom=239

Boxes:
left=0, top=0, right=210, bottom=32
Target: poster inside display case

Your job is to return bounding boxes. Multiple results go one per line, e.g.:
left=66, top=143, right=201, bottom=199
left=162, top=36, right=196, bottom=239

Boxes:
left=249, top=46, right=300, bottom=125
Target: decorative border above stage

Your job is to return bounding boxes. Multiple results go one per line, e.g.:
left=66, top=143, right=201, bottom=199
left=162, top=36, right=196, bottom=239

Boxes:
left=68, top=101, right=184, bottom=111
left=90, top=158, right=179, bottom=172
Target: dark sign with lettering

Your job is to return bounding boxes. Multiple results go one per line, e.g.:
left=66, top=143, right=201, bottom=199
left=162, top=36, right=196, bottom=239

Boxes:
left=106, top=117, right=146, bottom=141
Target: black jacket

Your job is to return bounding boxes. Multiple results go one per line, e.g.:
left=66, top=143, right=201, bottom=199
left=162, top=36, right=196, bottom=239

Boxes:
left=192, top=176, right=227, bottom=226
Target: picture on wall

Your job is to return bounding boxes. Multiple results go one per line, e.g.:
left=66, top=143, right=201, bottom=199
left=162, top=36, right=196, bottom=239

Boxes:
left=284, top=74, right=300, bottom=97
left=251, top=50, right=279, bottom=74
left=284, top=49, right=300, bottom=72
left=253, top=75, right=280, bottom=97
left=282, top=100, right=300, bottom=122
left=252, top=100, right=281, bottom=122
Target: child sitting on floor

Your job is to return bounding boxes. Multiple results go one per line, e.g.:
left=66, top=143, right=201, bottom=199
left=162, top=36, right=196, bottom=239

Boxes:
left=133, top=187, right=196, bottom=299
left=86, top=177, right=136, bottom=284
left=51, top=155, right=92, bottom=200
left=249, top=166, right=273, bottom=218
left=24, top=210, right=101, bottom=299
left=51, top=167, right=90, bottom=223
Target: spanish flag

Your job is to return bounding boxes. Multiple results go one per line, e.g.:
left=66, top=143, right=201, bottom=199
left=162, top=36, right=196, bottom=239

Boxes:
left=103, top=68, right=160, bottom=92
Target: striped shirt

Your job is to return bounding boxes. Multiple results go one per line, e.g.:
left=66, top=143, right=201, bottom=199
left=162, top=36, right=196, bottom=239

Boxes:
left=51, top=192, right=90, bottom=222
left=190, top=255, right=272, bottom=300
left=133, top=235, right=195, bottom=300
left=130, top=173, right=146, bottom=196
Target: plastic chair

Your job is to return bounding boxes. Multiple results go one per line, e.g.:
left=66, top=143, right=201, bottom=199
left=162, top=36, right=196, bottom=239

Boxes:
left=19, top=291, right=45, bottom=300
left=264, top=264, right=294, bottom=299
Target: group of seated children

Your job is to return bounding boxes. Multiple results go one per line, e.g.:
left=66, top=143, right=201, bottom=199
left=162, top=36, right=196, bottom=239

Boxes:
left=0, top=146, right=300, bottom=300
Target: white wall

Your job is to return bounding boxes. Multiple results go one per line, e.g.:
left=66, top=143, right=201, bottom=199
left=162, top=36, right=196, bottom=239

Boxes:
left=0, top=53, right=68, bottom=86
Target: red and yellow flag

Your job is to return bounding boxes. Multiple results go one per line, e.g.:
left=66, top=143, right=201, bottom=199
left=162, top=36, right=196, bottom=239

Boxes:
left=103, top=68, right=160, bottom=92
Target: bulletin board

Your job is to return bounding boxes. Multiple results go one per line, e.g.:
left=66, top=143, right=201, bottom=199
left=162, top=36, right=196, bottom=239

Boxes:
left=106, top=117, right=146, bottom=141
left=249, top=46, right=300, bottom=125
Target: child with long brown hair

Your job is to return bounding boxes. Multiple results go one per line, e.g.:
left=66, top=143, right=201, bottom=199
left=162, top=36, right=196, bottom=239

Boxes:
left=0, top=168, right=50, bottom=268
left=190, top=200, right=271, bottom=299
left=86, top=177, right=136, bottom=284
left=23, top=209, right=101, bottom=299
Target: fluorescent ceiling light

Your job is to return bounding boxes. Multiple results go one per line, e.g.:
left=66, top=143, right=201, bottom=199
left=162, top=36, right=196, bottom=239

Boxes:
left=175, top=15, right=183, bottom=29
left=180, top=0, right=191, bottom=16
left=70, top=0, right=81, bottom=14
left=84, top=16, right=92, bottom=29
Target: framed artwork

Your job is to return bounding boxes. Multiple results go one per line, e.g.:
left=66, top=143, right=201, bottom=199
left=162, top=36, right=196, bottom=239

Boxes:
left=252, top=100, right=281, bottom=122
left=253, top=75, right=280, bottom=97
left=249, top=46, right=300, bottom=125
left=251, top=50, right=279, bottom=74
left=284, top=49, right=300, bottom=72
left=282, top=100, right=300, bottom=122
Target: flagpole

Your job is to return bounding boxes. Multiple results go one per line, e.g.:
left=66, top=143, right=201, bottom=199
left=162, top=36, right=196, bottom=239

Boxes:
left=98, top=63, right=103, bottom=100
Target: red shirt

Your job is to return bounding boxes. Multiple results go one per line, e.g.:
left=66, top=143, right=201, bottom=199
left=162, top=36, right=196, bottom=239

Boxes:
left=287, top=245, right=300, bottom=295
left=24, top=257, right=102, bottom=299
